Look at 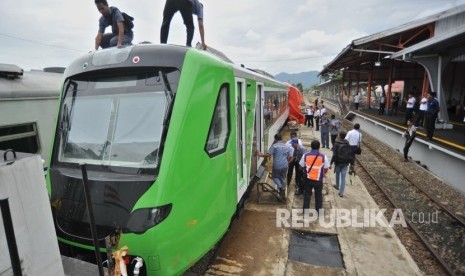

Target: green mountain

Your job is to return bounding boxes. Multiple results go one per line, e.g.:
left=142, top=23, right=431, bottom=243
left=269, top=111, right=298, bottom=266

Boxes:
left=274, top=71, right=320, bottom=89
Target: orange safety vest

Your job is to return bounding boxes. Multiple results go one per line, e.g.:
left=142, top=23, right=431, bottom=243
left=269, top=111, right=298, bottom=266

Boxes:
left=304, top=153, right=325, bottom=181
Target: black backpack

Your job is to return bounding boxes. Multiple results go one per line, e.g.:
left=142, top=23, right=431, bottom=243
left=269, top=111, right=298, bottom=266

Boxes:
left=122, top=12, right=134, bottom=29
left=335, top=140, right=353, bottom=164
left=111, top=7, right=134, bottom=30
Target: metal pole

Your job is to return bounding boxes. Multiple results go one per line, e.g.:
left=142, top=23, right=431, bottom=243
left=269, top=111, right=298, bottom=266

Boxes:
left=0, top=198, right=23, bottom=276
left=80, top=163, right=104, bottom=276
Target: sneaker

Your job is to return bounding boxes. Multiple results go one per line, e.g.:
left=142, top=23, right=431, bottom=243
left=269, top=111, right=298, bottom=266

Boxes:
left=339, top=194, right=343, bottom=198
left=333, top=185, right=339, bottom=190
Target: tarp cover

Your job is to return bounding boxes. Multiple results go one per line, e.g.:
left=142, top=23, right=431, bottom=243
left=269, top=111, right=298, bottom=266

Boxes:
left=288, top=85, right=305, bottom=124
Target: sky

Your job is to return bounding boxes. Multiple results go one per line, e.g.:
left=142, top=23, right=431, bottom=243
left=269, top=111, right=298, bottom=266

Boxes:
left=1, top=0, right=465, bottom=75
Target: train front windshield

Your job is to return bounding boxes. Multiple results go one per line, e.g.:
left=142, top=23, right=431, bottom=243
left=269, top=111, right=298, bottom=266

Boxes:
left=58, top=71, right=175, bottom=170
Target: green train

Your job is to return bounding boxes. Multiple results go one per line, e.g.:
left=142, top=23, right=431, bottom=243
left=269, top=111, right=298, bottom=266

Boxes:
left=46, top=44, right=290, bottom=275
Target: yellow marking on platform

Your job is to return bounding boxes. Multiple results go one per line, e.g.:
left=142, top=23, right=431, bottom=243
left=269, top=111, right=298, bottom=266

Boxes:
left=356, top=111, right=465, bottom=151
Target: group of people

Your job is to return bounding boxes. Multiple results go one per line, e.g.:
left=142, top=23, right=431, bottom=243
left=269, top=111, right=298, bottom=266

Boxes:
left=305, top=105, right=341, bottom=150
left=402, top=92, right=440, bottom=140
left=258, top=122, right=363, bottom=214
left=94, top=0, right=207, bottom=50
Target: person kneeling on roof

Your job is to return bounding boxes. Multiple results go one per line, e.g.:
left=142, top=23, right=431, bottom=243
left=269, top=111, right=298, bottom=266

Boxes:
left=94, top=0, right=134, bottom=49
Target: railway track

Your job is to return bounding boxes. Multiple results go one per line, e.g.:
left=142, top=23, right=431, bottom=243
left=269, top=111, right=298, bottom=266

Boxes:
left=353, top=130, right=465, bottom=276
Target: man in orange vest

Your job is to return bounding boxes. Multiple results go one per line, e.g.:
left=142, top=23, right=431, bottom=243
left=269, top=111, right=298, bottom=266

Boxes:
left=299, top=140, right=330, bottom=213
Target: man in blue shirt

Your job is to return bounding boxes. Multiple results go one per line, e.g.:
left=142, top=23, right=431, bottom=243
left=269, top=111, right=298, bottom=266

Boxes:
left=258, top=134, right=292, bottom=198
left=94, top=0, right=133, bottom=49
left=160, top=0, right=207, bottom=49
left=425, top=92, right=440, bottom=140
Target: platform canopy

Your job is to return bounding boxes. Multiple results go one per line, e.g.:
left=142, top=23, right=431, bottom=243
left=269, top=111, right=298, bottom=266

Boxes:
left=319, top=5, right=465, bottom=83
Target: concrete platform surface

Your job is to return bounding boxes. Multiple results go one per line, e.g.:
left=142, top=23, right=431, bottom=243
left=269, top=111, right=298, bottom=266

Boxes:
left=206, top=109, right=421, bottom=276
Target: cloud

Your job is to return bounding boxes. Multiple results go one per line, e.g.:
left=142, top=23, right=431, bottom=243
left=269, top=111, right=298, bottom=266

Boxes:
left=0, top=0, right=463, bottom=74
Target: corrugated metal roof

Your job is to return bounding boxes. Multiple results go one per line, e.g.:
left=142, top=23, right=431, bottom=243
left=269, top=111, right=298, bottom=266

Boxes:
left=391, top=24, right=465, bottom=59
left=353, top=4, right=465, bottom=46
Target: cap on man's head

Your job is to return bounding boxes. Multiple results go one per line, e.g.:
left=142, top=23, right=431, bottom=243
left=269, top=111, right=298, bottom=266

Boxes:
left=291, top=138, right=299, bottom=144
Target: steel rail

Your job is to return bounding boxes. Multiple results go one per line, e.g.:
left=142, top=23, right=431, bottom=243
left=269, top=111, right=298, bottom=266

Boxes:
left=356, top=145, right=456, bottom=276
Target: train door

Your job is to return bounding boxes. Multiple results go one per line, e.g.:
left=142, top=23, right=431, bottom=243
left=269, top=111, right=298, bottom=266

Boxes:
left=250, top=83, right=264, bottom=179
left=235, top=79, right=248, bottom=201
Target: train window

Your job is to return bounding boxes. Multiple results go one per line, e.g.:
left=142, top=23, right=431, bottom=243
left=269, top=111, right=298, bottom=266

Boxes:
left=205, top=85, right=230, bottom=157
left=0, top=123, right=40, bottom=154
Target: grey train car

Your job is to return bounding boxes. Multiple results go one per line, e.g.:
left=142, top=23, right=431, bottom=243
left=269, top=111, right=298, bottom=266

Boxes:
left=0, top=64, right=63, bottom=169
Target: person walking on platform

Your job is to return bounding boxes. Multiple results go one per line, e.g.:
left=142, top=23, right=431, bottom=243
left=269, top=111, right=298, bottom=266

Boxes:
left=425, top=92, right=440, bottom=140
left=354, top=93, right=360, bottom=110
left=299, top=140, right=330, bottom=213
left=378, top=93, right=386, bottom=115
left=416, top=96, right=427, bottom=128
left=319, top=112, right=330, bottom=149
left=257, top=134, right=293, bottom=198
left=94, top=0, right=134, bottom=49
left=345, top=123, right=362, bottom=174
left=314, top=107, right=321, bottom=131
left=330, top=131, right=352, bottom=197
left=405, top=93, right=416, bottom=124
left=160, top=0, right=207, bottom=49
left=287, top=138, right=306, bottom=195
left=402, top=120, right=416, bottom=161
left=305, top=105, right=314, bottom=127
left=329, top=114, right=340, bottom=149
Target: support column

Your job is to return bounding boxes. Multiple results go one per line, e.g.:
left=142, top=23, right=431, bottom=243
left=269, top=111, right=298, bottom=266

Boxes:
left=386, top=61, right=393, bottom=111
left=367, top=67, right=373, bottom=109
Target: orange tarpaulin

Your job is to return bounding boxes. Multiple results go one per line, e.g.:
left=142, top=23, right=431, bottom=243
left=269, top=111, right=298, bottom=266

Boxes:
left=287, top=84, right=305, bottom=124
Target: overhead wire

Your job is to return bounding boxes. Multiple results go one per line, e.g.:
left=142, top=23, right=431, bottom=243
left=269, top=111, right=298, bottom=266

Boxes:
left=0, top=33, right=85, bottom=53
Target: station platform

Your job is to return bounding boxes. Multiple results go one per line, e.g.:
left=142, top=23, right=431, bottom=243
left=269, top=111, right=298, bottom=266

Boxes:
left=345, top=103, right=465, bottom=155
left=205, top=124, right=421, bottom=275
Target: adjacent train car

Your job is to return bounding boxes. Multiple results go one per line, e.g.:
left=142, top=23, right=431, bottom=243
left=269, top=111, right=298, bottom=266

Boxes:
left=46, top=44, right=289, bottom=275
left=0, top=64, right=62, bottom=168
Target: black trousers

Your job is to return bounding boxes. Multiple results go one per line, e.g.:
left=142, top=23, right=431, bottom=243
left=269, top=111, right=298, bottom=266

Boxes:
left=160, top=0, right=194, bottom=46
left=303, top=178, right=323, bottom=212
left=425, top=114, right=437, bottom=139
left=287, top=161, right=302, bottom=189
left=405, top=108, right=414, bottom=123
left=315, top=116, right=320, bottom=131
left=403, top=140, right=413, bottom=160
left=378, top=103, right=385, bottom=115
left=415, top=110, right=425, bottom=127
left=305, top=115, right=313, bottom=127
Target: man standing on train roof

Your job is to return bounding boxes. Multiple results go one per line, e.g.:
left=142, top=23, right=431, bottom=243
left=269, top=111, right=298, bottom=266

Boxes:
left=160, top=0, right=207, bottom=50
left=94, top=0, right=133, bottom=49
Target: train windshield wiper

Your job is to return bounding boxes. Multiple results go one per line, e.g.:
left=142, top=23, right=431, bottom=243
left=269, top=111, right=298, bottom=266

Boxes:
left=158, top=70, right=173, bottom=102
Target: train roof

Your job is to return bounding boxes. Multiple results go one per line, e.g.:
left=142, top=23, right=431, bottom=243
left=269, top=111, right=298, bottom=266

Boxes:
left=0, top=64, right=63, bottom=99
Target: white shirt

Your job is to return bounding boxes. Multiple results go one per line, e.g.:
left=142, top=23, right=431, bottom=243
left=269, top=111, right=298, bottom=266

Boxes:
left=306, top=107, right=313, bottom=115
left=345, top=129, right=362, bottom=146
left=403, top=125, right=417, bottom=137
left=314, top=110, right=321, bottom=117
left=354, top=94, right=360, bottom=103
left=419, top=97, right=428, bottom=111
left=320, top=108, right=327, bottom=115
left=406, top=97, right=416, bottom=109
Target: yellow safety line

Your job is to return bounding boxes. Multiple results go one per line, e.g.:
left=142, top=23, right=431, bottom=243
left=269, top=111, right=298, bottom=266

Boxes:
left=356, top=111, right=465, bottom=151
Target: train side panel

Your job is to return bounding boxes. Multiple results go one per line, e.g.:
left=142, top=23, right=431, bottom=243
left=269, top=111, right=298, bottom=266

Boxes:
left=120, top=50, right=238, bottom=275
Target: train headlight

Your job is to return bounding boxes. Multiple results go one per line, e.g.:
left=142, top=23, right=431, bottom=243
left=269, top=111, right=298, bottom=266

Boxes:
left=125, top=204, right=172, bottom=234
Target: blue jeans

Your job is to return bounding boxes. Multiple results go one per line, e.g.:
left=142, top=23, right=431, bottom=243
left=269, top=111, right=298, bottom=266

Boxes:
left=272, top=168, right=287, bottom=190
left=320, top=131, right=329, bottom=148
left=335, top=164, right=348, bottom=195
left=100, top=33, right=133, bottom=49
